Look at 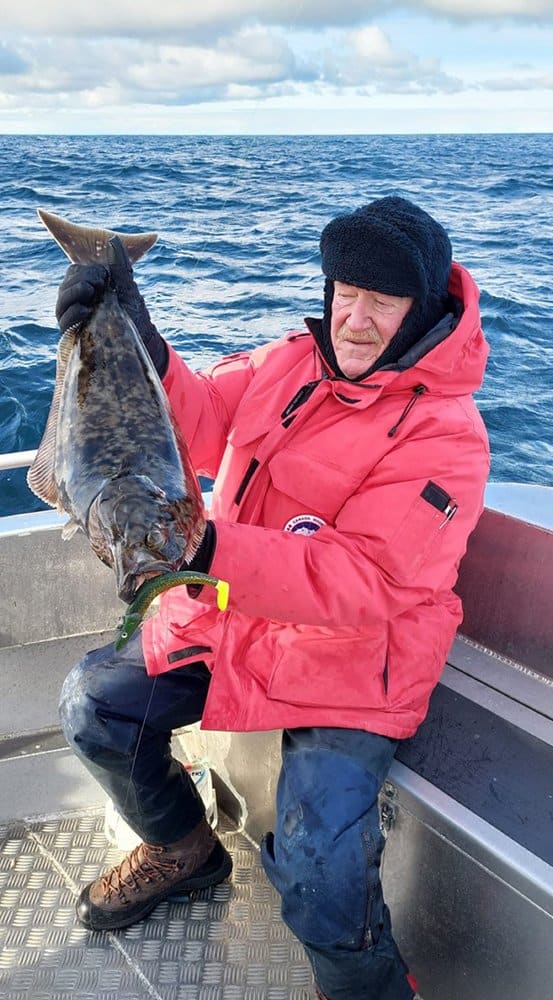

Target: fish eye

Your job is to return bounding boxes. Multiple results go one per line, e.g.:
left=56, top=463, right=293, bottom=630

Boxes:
left=146, top=527, right=165, bottom=549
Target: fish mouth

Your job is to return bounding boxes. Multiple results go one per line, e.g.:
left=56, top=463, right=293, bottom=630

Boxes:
left=118, top=578, right=140, bottom=604
left=113, top=549, right=175, bottom=604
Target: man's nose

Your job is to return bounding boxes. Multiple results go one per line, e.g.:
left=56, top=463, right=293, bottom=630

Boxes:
left=347, top=298, right=372, bottom=331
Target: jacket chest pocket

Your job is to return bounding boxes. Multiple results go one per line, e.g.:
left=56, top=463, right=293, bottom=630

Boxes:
left=267, top=448, right=361, bottom=525
left=377, top=489, right=452, bottom=584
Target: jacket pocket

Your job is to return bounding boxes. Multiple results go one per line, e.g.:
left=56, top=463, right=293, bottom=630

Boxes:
left=267, top=628, right=388, bottom=710
left=377, top=486, right=454, bottom=584
left=268, top=449, right=360, bottom=523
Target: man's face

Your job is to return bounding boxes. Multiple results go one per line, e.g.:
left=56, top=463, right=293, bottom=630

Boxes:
left=330, top=281, right=414, bottom=379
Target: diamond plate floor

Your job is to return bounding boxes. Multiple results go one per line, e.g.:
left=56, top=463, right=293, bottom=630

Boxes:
left=0, top=811, right=314, bottom=1000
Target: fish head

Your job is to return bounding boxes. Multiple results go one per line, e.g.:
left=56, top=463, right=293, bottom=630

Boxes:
left=90, top=475, right=189, bottom=602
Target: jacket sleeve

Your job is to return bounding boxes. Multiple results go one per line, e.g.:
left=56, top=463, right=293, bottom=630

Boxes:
left=162, top=344, right=259, bottom=478
left=205, top=412, right=490, bottom=627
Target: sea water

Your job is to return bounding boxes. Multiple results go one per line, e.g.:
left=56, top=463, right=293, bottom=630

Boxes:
left=0, top=133, right=551, bottom=515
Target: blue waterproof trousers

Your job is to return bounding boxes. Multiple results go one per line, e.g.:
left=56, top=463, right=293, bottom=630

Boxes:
left=59, top=633, right=415, bottom=1000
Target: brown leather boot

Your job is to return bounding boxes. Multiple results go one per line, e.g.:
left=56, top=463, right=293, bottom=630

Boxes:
left=75, top=817, right=232, bottom=930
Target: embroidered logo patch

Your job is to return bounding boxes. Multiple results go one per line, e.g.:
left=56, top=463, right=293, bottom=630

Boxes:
left=284, top=514, right=326, bottom=536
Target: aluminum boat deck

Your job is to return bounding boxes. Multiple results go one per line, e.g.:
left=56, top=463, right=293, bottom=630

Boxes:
left=1, top=451, right=552, bottom=1000
left=0, top=811, right=314, bottom=1000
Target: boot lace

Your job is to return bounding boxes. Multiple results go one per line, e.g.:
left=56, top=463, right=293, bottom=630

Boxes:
left=101, top=844, right=181, bottom=902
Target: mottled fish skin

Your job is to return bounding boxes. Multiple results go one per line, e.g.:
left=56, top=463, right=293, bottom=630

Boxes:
left=29, top=212, right=205, bottom=602
left=55, top=290, right=185, bottom=519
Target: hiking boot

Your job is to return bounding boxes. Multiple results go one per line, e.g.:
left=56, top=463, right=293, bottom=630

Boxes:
left=76, top=817, right=232, bottom=930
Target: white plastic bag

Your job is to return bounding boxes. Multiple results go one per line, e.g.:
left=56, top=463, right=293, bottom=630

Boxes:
left=104, top=760, right=218, bottom=850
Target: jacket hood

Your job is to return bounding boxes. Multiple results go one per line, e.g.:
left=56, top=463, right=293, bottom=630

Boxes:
left=306, top=261, right=489, bottom=398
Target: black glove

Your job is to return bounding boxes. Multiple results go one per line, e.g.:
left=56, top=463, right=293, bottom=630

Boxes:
left=55, top=263, right=109, bottom=335
left=54, top=240, right=169, bottom=378
left=108, top=237, right=169, bottom=377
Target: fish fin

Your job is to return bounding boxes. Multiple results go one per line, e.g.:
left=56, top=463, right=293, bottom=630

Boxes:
left=184, top=518, right=208, bottom=563
left=61, top=519, right=81, bottom=540
left=27, top=329, right=76, bottom=509
left=37, top=208, right=157, bottom=265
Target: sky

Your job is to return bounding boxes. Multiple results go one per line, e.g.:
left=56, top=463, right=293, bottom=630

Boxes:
left=1, top=1, right=552, bottom=134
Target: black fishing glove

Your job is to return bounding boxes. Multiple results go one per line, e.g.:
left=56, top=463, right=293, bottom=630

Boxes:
left=55, top=242, right=169, bottom=378
left=55, top=264, right=109, bottom=336
left=108, top=237, right=169, bottom=378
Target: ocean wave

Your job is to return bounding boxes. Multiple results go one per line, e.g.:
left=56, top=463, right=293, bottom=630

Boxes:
left=0, top=133, right=552, bottom=514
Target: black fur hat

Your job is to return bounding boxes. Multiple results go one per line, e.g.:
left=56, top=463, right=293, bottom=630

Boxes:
left=319, top=196, right=453, bottom=378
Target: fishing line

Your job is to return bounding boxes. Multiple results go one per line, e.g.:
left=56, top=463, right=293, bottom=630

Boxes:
left=120, top=0, right=320, bottom=823
left=121, top=671, right=160, bottom=817
left=173, top=0, right=315, bottom=287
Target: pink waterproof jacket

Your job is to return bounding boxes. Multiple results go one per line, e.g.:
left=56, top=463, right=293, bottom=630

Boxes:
left=141, top=262, right=490, bottom=739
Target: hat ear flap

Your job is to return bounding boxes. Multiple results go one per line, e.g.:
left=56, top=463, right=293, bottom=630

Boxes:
left=321, top=277, right=341, bottom=374
left=322, top=277, right=334, bottom=334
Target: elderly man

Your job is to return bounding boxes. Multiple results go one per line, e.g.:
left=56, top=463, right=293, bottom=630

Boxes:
left=56, top=196, right=490, bottom=1000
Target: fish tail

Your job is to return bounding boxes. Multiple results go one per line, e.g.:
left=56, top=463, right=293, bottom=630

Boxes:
left=37, top=208, right=157, bottom=265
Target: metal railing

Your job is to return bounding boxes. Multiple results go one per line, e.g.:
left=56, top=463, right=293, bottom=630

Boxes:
left=0, top=450, right=37, bottom=472
left=0, top=451, right=215, bottom=526
left=2, top=451, right=551, bottom=531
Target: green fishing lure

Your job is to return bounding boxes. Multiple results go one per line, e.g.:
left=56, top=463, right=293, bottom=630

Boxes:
left=115, top=571, right=230, bottom=650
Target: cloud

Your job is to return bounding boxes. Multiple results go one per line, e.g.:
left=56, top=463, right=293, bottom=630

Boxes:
left=0, top=28, right=307, bottom=108
left=0, top=1, right=382, bottom=41
left=2, top=0, right=551, bottom=41
left=0, top=1, right=551, bottom=131
left=128, top=30, right=299, bottom=99
left=0, top=42, right=28, bottom=74
left=323, top=26, right=464, bottom=94
left=0, top=25, right=466, bottom=110
left=417, top=0, right=552, bottom=16
left=481, top=72, right=553, bottom=89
